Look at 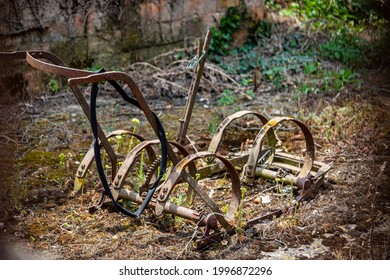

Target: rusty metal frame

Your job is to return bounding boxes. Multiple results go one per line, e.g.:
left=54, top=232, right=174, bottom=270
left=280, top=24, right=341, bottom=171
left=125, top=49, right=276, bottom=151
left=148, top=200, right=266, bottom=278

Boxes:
left=1, top=29, right=331, bottom=249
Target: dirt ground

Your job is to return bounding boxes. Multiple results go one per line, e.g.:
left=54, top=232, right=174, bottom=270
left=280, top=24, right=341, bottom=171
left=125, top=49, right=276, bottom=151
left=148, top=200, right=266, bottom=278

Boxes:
left=0, top=61, right=389, bottom=260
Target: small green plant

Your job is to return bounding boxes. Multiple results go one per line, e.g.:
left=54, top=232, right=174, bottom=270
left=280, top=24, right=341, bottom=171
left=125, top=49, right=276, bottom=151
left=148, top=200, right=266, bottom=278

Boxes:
left=319, top=30, right=372, bottom=68
left=235, top=187, right=247, bottom=233
left=208, top=114, right=220, bottom=134
left=62, top=208, right=82, bottom=232
left=127, top=118, right=140, bottom=154
left=217, top=89, right=237, bottom=106
left=48, top=79, right=59, bottom=93
left=209, top=3, right=249, bottom=56
left=105, top=164, right=110, bottom=175
left=304, top=61, right=319, bottom=75
left=221, top=203, right=230, bottom=214
left=58, top=153, right=66, bottom=165
left=115, top=134, right=123, bottom=154
left=244, top=89, right=256, bottom=99
left=138, top=149, right=145, bottom=181
left=84, top=65, right=102, bottom=72
left=263, top=67, right=286, bottom=90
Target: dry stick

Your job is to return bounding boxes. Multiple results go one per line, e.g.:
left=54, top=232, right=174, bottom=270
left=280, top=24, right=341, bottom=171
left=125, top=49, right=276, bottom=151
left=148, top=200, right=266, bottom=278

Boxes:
left=204, top=63, right=241, bottom=87
left=0, top=134, right=17, bottom=144
left=127, top=62, right=163, bottom=72
left=154, top=76, right=189, bottom=93
left=150, top=47, right=195, bottom=63
left=166, top=60, right=191, bottom=69
left=201, top=76, right=221, bottom=95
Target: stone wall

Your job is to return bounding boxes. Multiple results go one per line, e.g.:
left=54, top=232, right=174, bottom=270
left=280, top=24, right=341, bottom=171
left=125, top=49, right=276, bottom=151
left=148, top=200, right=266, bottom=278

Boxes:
left=0, top=0, right=264, bottom=102
left=0, top=0, right=267, bottom=68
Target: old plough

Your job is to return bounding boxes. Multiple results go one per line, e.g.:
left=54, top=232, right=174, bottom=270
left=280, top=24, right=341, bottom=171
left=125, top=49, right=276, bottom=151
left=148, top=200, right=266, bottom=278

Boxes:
left=0, top=30, right=330, bottom=249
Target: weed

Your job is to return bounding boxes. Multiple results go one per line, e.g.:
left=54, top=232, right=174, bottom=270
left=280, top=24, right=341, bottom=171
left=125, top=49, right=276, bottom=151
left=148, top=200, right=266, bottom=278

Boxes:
left=208, top=115, right=219, bottom=134
left=127, top=117, right=140, bottom=154
left=299, top=64, right=360, bottom=96
left=62, top=208, right=82, bottom=232
left=217, top=89, right=237, bottom=106
left=235, top=187, right=247, bottom=234
left=138, top=149, right=145, bottom=181
left=48, top=79, right=59, bottom=93
left=263, top=67, right=286, bottom=90
left=115, top=134, right=123, bottom=154
left=58, top=153, right=66, bottom=165
left=209, top=3, right=249, bottom=56
left=319, top=30, right=372, bottom=68
left=84, top=65, right=102, bottom=72
left=244, top=89, right=256, bottom=99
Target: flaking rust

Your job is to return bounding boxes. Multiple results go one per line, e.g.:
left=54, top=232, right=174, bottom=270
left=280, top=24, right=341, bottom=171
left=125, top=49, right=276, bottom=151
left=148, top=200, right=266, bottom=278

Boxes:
left=0, top=29, right=330, bottom=250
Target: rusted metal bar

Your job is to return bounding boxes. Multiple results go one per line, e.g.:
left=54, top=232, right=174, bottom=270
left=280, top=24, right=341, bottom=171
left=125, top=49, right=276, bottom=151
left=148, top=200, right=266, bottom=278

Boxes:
left=176, top=30, right=212, bottom=145
left=118, top=188, right=206, bottom=224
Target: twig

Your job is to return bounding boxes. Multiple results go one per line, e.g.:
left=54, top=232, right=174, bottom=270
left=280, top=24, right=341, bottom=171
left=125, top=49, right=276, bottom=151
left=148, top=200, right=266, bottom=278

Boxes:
left=150, top=47, right=195, bottom=63
left=127, top=62, right=163, bottom=72
left=0, top=135, right=17, bottom=144
left=204, top=63, right=241, bottom=87
left=154, top=76, right=188, bottom=92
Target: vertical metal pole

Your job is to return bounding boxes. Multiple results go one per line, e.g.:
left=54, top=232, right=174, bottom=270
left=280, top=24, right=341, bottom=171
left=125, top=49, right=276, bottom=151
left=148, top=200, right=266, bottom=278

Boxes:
left=176, top=30, right=212, bottom=145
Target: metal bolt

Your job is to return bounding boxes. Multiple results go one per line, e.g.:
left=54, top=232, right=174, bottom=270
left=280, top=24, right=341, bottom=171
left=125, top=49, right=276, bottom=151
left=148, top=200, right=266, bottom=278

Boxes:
left=81, top=164, right=85, bottom=169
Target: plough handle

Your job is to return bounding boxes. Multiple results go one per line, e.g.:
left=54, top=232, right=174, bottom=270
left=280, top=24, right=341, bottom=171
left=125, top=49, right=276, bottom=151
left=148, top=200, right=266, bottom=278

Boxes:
left=176, top=30, right=212, bottom=145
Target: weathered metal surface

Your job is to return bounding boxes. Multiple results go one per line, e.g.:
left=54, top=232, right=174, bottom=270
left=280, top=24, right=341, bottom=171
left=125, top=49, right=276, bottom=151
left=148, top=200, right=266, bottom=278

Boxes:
left=155, top=151, right=241, bottom=228
left=1, top=29, right=331, bottom=249
left=207, top=110, right=277, bottom=161
left=243, top=116, right=315, bottom=185
left=176, top=30, right=212, bottom=145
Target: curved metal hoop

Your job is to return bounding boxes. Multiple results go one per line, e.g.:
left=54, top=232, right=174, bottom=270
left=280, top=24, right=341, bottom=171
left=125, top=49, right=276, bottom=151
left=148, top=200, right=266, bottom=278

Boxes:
left=244, top=116, right=315, bottom=184
left=207, top=110, right=278, bottom=163
left=155, top=151, right=242, bottom=229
